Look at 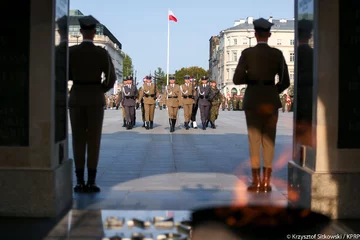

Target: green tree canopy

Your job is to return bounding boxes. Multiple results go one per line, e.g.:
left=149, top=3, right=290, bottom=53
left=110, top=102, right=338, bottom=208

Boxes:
left=123, top=54, right=133, bottom=77
left=174, top=66, right=208, bottom=85
left=153, top=67, right=166, bottom=93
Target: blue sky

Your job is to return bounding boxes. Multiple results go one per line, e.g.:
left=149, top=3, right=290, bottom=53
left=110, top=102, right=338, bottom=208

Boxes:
left=70, top=0, right=293, bottom=79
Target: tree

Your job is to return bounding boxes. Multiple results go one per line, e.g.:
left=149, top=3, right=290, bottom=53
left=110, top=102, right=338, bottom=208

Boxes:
left=153, top=67, right=166, bottom=92
left=174, top=66, right=208, bottom=85
left=123, top=54, right=133, bottom=77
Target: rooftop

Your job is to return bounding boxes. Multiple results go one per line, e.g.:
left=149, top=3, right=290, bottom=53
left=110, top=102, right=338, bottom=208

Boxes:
left=224, top=16, right=294, bottom=32
left=69, top=9, right=122, bottom=49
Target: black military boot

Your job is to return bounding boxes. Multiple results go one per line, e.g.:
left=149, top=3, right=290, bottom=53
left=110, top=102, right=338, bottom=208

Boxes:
left=145, top=121, right=150, bottom=130
left=211, top=121, right=216, bottom=129
left=74, top=169, right=86, bottom=193
left=150, top=121, right=154, bottom=129
left=202, top=122, right=206, bottom=130
left=126, top=121, right=132, bottom=130
left=122, top=119, right=126, bottom=127
left=171, top=119, right=176, bottom=132
left=248, top=168, right=261, bottom=192
left=185, top=122, right=189, bottom=130
left=142, top=122, right=145, bottom=127
left=206, top=120, right=210, bottom=127
left=87, top=169, right=100, bottom=192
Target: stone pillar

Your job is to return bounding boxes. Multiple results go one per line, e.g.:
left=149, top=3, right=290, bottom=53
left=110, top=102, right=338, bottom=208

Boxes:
left=289, top=0, right=360, bottom=219
left=0, top=0, right=72, bottom=217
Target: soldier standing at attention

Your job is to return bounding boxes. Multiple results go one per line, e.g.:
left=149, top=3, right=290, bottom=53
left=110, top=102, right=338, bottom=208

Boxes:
left=209, top=80, right=221, bottom=129
left=180, top=75, right=196, bottom=130
left=233, top=18, right=290, bottom=192
left=137, top=77, right=147, bottom=127
left=164, top=76, right=180, bottom=132
left=190, top=77, right=199, bottom=129
left=69, top=16, right=116, bottom=193
left=116, top=77, right=128, bottom=127
left=197, top=76, right=212, bottom=130
left=139, top=76, right=158, bottom=129
left=121, top=76, right=138, bottom=129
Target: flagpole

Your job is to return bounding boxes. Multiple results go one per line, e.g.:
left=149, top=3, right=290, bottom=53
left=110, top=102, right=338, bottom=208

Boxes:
left=166, top=9, right=170, bottom=86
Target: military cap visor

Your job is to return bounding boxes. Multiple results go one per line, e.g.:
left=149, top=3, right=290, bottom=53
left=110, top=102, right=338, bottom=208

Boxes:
left=145, top=76, right=152, bottom=80
left=127, top=76, right=133, bottom=80
left=184, top=75, right=191, bottom=80
left=253, top=18, right=274, bottom=32
left=169, top=76, right=175, bottom=80
left=78, top=15, right=99, bottom=30
left=201, top=76, right=209, bottom=80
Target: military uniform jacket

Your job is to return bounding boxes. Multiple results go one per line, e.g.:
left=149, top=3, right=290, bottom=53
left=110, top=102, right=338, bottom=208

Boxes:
left=121, top=85, right=138, bottom=107
left=233, top=43, right=290, bottom=110
left=197, top=84, right=212, bottom=106
left=139, top=83, right=158, bottom=104
left=180, top=83, right=196, bottom=105
left=68, top=41, right=116, bottom=107
left=210, top=87, right=221, bottom=105
left=164, top=84, right=180, bottom=107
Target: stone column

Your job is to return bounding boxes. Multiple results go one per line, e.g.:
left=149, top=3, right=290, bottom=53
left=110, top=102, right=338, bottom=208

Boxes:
left=0, top=0, right=72, bottom=217
left=289, top=0, right=360, bottom=219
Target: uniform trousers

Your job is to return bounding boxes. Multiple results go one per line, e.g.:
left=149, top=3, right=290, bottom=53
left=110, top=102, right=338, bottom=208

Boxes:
left=121, top=105, right=126, bottom=119
left=69, top=106, right=104, bottom=170
left=145, top=103, right=156, bottom=121
left=199, top=104, right=210, bottom=123
left=168, top=106, right=179, bottom=119
left=141, top=102, right=145, bottom=122
left=183, top=104, right=193, bottom=122
left=245, top=110, right=278, bottom=169
left=124, top=106, right=135, bottom=123
left=191, top=103, right=198, bottom=121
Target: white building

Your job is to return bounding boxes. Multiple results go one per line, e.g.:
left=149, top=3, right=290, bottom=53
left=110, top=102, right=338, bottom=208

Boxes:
left=66, top=10, right=125, bottom=95
left=209, top=16, right=295, bottom=97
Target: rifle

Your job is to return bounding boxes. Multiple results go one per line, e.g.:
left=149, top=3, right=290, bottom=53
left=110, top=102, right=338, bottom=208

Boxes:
left=154, top=74, right=157, bottom=100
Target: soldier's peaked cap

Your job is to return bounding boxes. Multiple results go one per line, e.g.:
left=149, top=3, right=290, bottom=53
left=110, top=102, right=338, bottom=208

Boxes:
left=145, top=75, right=152, bottom=80
left=78, top=15, right=99, bottom=30
left=201, top=76, right=209, bottom=80
left=298, top=19, right=313, bottom=32
left=123, top=76, right=128, bottom=81
left=56, top=15, right=68, bottom=31
left=253, top=18, right=274, bottom=32
left=127, top=76, right=133, bottom=80
left=169, top=76, right=175, bottom=80
left=184, top=75, right=190, bottom=80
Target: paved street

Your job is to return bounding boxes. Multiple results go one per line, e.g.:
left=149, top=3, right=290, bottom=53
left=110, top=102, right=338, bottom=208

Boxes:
left=69, top=108, right=294, bottom=211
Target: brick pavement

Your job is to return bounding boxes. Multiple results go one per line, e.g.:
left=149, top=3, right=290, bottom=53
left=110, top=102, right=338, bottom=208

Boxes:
left=69, top=108, right=294, bottom=210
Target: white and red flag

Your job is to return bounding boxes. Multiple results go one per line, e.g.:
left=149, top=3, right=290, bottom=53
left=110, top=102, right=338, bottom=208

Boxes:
left=168, top=10, right=177, bottom=22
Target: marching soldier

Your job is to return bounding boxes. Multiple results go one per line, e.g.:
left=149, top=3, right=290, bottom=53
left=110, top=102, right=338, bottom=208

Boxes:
left=116, top=76, right=128, bottom=127
left=221, top=94, right=226, bottom=111
left=164, top=76, right=181, bottom=132
left=233, top=18, right=290, bottom=192
left=137, top=77, right=147, bottom=127
left=197, top=76, right=212, bottom=130
left=139, top=75, right=158, bottom=129
left=121, top=76, right=138, bottom=129
left=190, top=77, right=199, bottom=129
left=69, top=15, right=116, bottom=193
left=209, top=80, right=221, bottom=129
left=180, top=75, right=196, bottom=130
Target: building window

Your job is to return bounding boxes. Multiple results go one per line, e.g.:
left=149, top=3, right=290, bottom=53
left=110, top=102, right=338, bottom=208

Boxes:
left=242, top=38, right=248, bottom=45
left=290, top=53, right=295, bottom=62
left=232, top=51, right=237, bottom=61
left=227, top=69, right=229, bottom=79
left=277, top=39, right=282, bottom=45
left=290, top=39, right=295, bottom=45
left=233, top=38, right=237, bottom=45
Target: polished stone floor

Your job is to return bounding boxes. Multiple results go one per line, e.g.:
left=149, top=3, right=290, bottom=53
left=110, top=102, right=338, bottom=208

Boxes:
left=69, top=109, right=293, bottom=211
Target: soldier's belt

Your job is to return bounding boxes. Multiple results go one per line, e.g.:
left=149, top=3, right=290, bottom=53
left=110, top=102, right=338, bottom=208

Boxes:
left=183, top=95, right=193, bottom=99
left=144, top=94, right=155, bottom=98
left=247, top=80, right=274, bottom=86
left=199, top=96, right=208, bottom=99
left=168, top=96, right=178, bottom=98
left=125, top=96, right=135, bottom=99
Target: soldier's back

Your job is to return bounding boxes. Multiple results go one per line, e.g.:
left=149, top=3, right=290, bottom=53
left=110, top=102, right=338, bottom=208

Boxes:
left=69, top=43, right=110, bottom=106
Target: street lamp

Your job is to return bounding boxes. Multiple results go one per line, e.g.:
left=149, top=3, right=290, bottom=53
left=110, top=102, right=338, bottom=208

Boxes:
left=71, top=34, right=80, bottom=45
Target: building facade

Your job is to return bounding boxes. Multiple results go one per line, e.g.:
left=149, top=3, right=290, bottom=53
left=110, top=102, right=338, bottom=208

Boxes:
left=209, top=16, right=295, bottom=97
left=65, top=10, right=125, bottom=95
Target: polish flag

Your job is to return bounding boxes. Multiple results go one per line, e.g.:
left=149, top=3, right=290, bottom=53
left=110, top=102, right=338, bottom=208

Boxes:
left=168, top=10, right=177, bottom=22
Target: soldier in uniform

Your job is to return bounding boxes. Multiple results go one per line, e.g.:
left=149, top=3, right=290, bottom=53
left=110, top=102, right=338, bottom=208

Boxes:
left=209, top=80, right=221, bottom=129
left=164, top=76, right=181, bottom=132
left=190, top=77, right=199, bottom=129
left=69, top=16, right=116, bottom=193
left=121, top=76, right=138, bottom=129
left=180, top=75, right=196, bottom=130
left=197, top=76, right=212, bottom=130
left=139, top=75, right=158, bottom=129
left=137, top=77, right=147, bottom=127
left=233, top=18, right=290, bottom=192
left=116, top=77, right=128, bottom=127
